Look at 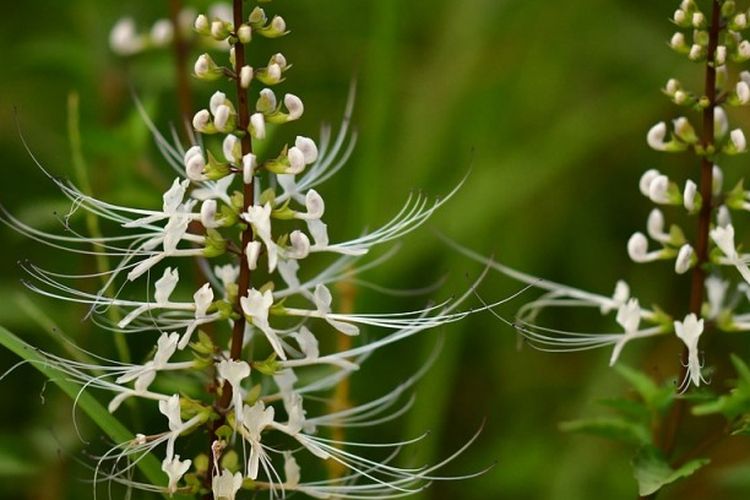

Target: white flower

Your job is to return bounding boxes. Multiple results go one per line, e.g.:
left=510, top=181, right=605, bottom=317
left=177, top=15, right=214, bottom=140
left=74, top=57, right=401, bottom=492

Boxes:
left=294, top=189, right=325, bottom=220
left=610, top=298, right=641, bottom=365
left=639, top=169, right=661, bottom=197
left=710, top=224, right=750, bottom=285
left=683, top=179, right=698, bottom=212
left=692, top=12, right=704, bottom=27
left=241, top=401, right=276, bottom=479
left=257, top=88, right=278, bottom=113
left=185, top=145, right=207, bottom=181
left=284, top=94, right=304, bottom=121
left=284, top=452, right=301, bottom=488
left=242, top=204, right=277, bottom=271
left=739, top=40, right=750, bottom=60
left=214, top=264, right=239, bottom=291
left=250, top=112, right=266, bottom=139
left=717, top=204, right=731, bottom=227
left=670, top=32, right=686, bottom=50
left=688, top=44, right=703, bottom=60
left=237, top=24, right=252, bottom=44
left=313, top=284, right=360, bottom=335
left=162, top=455, right=191, bottom=495
left=267, top=62, right=282, bottom=83
left=212, top=469, right=243, bottom=500
left=715, top=45, right=727, bottom=65
left=292, top=326, right=319, bottom=359
left=673, top=9, right=686, bottom=25
left=194, top=54, right=217, bottom=79
left=647, top=122, right=669, bottom=151
left=600, top=280, right=630, bottom=314
left=194, top=283, right=214, bottom=318
left=240, top=288, right=286, bottom=359
left=194, top=14, right=209, bottom=33
left=158, top=394, right=184, bottom=461
left=155, top=267, right=179, bottom=304
left=712, top=164, right=723, bottom=196
left=674, top=314, right=707, bottom=390
left=705, top=276, right=729, bottom=319
left=675, top=244, right=694, bottom=274
left=217, top=359, right=251, bottom=423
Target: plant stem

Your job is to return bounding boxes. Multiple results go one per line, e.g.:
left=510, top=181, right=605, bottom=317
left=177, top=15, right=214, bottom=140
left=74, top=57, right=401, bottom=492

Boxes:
left=205, top=0, right=253, bottom=495
left=645, top=4, right=722, bottom=500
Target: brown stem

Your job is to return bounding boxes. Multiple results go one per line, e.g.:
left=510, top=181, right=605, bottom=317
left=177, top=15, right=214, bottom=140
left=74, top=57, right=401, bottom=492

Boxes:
left=168, top=0, right=193, bottom=131
left=659, top=0, right=721, bottom=476
left=205, top=0, right=253, bottom=496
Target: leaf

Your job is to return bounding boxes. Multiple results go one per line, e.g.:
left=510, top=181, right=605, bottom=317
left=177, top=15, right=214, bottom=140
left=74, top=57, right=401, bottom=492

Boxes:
left=615, top=364, right=673, bottom=413
left=597, top=397, right=651, bottom=422
left=632, top=445, right=709, bottom=496
left=0, top=326, right=181, bottom=499
left=559, top=417, right=651, bottom=445
left=692, top=355, right=750, bottom=419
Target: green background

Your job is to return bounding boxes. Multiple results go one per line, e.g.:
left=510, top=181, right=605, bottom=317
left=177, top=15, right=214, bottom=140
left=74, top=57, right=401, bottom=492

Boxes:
left=1, top=0, right=749, bottom=498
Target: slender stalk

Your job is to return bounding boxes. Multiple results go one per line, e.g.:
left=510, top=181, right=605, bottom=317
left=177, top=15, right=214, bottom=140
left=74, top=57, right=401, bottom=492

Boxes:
left=663, top=0, right=721, bottom=457
left=643, top=2, right=722, bottom=499
left=205, top=1, right=253, bottom=495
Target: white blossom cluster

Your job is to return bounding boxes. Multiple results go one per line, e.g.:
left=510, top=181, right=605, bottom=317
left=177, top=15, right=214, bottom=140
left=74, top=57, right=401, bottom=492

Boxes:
left=449, top=0, right=750, bottom=394
left=1, top=1, right=503, bottom=498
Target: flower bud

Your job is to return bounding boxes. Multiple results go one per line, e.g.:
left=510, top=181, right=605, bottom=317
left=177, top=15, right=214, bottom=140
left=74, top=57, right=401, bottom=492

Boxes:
left=243, top=153, right=257, bottom=184
left=295, top=136, right=318, bottom=164
left=210, top=91, right=227, bottom=115
left=649, top=175, right=680, bottom=205
left=287, top=147, right=306, bottom=174
left=712, top=164, right=723, bottom=196
left=248, top=7, right=267, bottom=27
left=304, top=190, right=325, bottom=219
left=246, top=241, right=262, bottom=270
left=257, top=88, right=278, bottom=114
left=194, top=53, right=222, bottom=80
left=733, top=13, right=748, bottom=30
left=150, top=19, right=174, bottom=47
left=683, top=179, right=699, bottom=212
left=284, top=94, right=304, bottom=121
left=240, top=65, right=253, bottom=89
left=192, top=109, right=215, bottom=133
left=184, top=146, right=207, bottom=181
left=257, top=15, right=288, bottom=38
left=201, top=200, right=220, bottom=228
left=715, top=106, right=729, bottom=138
left=673, top=117, right=697, bottom=144
left=627, top=232, right=651, bottom=263
left=673, top=90, right=689, bottom=105
left=736, top=81, right=750, bottom=104
left=288, top=230, right=311, bottom=259
left=647, top=208, right=668, bottom=243
left=223, top=134, right=241, bottom=163
left=673, top=9, right=688, bottom=26
left=738, top=40, right=750, bottom=61
left=194, top=14, right=210, bottom=34
left=665, top=78, right=681, bottom=95
left=237, top=24, right=252, bottom=44
left=639, top=169, right=661, bottom=197
left=675, top=244, right=694, bottom=274
left=250, top=113, right=266, bottom=139
left=688, top=43, right=704, bottom=61
left=726, top=128, right=747, bottom=154
left=213, top=104, right=234, bottom=132
left=670, top=32, right=687, bottom=52
left=717, top=204, right=732, bottom=227
left=715, top=45, right=727, bottom=65
left=210, top=20, right=231, bottom=40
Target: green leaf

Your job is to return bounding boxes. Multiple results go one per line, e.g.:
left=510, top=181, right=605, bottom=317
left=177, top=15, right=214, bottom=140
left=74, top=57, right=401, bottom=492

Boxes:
left=597, top=397, right=650, bottom=422
left=615, top=364, right=673, bottom=413
left=559, top=417, right=651, bottom=445
left=632, top=445, right=709, bottom=496
left=0, top=326, right=182, bottom=499
left=692, top=355, right=750, bottom=419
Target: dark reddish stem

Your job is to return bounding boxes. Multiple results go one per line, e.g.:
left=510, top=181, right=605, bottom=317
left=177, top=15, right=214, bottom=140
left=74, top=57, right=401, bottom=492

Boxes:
left=642, top=2, right=722, bottom=499
left=205, top=0, right=253, bottom=496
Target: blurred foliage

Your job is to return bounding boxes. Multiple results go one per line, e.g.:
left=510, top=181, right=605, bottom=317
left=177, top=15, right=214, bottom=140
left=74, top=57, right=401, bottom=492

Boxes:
left=1, top=0, right=750, bottom=499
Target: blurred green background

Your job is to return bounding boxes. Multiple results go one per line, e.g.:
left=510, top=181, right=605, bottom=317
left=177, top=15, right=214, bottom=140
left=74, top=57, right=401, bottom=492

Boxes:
left=2, top=0, right=750, bottom=498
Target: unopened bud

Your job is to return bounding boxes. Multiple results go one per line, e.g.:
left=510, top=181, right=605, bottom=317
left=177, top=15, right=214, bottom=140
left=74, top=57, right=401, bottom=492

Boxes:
left=250, top=113, right=266, bottom=139
left=237, top=24, right=252, bottom=44
left=240, top=66, right=253, bottom=89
